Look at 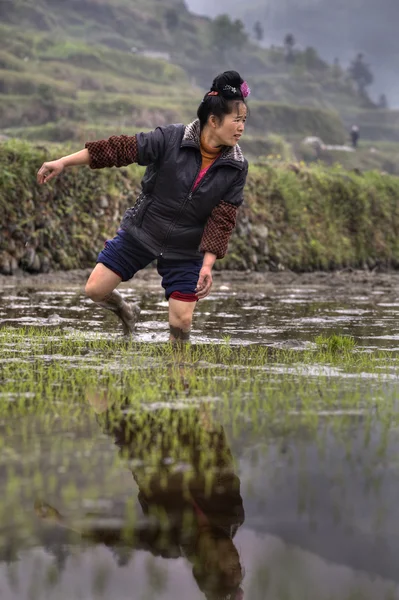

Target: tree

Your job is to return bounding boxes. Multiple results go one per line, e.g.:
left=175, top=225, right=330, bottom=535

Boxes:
left=284, top=33, right=295, bottom=63
left=165, top=8, right=179, bottom=30
left=211, top=15, right=248, bottom=54
left=253, top=21, right=264, bottom=42
left=348, top=53, right=374, bottom=95
left=303, top=46, right=327, bottom=70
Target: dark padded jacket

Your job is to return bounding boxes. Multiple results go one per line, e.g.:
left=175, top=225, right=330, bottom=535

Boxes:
left=86, top=119, right=248, bottom=261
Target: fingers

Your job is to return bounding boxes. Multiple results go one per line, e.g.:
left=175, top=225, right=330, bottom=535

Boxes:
left=37, top=162, right=60, bottom=185
left=196, top=268, right=213, bottom=300
left=44, top=170, right=57, bottom=183
left=196, top=275, right=213, bottom=299
left=37, top=163, right=50, bottom=185
left=196, top=274, right=205, bottom=292
left=197, top=286, right=211, bottom=299
left=37, top=169, right=45, bottom=185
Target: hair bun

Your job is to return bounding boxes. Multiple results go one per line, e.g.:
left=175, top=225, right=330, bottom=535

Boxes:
left=212, top=70, right=245, bottom=98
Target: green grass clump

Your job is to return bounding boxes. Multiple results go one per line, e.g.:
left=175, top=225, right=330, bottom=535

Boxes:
left=315, top=334, right=356, bottom=355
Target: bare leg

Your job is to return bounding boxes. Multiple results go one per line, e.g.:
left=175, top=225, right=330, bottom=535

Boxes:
left=168, top=298, right=197, bottom=343
left=85, top=264, right=140, bottom=335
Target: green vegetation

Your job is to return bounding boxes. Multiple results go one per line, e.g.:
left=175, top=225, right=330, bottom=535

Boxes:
left=2, top=139, right=399, bottom=274
left=1, top=325, right=398, bottom=582
left=1, top=99, right=347, bottom=149
left=1, top=327, right=397, bottom=401
left=0, top=0, right=385, bottom=147
left=225, top=160, right=399, bottom=270
left=314, top=334, right=356, bottom=355
left=248, top=102, right=347, bottom=144
left=0, top=138, right=143, bottom=273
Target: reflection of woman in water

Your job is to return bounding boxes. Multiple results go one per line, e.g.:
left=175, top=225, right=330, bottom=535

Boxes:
left=36, top=393, right=245, bottom=600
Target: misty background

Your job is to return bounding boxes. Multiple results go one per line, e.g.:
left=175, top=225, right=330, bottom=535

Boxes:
left=187, top=0, right=399, bottom=107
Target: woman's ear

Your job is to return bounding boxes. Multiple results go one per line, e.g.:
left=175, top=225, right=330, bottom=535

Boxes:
left=209, top=115, right=217, bottom=129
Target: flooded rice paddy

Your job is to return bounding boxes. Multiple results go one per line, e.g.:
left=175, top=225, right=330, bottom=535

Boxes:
left=1, top=269, right=399, bottom=600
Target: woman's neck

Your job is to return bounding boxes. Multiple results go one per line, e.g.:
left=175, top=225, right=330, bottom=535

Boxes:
left=200, top=125, right=223, bottom=150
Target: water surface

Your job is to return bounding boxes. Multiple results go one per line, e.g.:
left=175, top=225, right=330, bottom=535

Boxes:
left=1, top=270, right=399, bottom=600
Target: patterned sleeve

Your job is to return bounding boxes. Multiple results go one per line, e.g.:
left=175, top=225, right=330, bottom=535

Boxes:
left=85, top=125, right=179, bottom=169
left=199, top=201, right=238, bottom=259
left=200, top=162, right=248, bottom=259
left=85, top=135, right=138, bottom=169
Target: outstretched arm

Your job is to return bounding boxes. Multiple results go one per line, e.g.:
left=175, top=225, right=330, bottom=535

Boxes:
left=37, top=148, right=90, bottom=184
left=37, top=124, right=175, bottom=185
left=36, top=134, right=138, bottom=185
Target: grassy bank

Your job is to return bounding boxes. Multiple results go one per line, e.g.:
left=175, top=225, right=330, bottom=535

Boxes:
left=2, top=139, right=399, bottom=274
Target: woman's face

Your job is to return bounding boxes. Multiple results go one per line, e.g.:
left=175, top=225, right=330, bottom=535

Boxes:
left=213, top=102, right=247, bottom=147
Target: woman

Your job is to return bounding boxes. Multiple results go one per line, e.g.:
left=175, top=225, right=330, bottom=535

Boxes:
left=37, top=71, right=250, bottom=341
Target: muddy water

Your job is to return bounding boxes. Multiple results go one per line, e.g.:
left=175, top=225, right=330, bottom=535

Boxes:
left=1, top=270, right=399, bottom=600
left=1, top=269, right=399, bottom=348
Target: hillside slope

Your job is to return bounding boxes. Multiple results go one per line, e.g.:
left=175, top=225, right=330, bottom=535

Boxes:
left=0, top=0, right=372, bottom=148
left=187, top=0, right=399, bottom=108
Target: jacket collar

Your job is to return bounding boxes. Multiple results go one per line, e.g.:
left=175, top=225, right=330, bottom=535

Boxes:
left=181, top=119, right=245, bottom=170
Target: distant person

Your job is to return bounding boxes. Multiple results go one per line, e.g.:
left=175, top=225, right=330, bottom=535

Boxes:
left=350, top=125, right=360, bottom=148
left=37, top=71, right=250, bottom=342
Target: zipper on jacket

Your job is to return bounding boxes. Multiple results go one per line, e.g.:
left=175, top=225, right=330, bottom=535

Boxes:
left=158, top=152, right=226, bottom=256
left=159, top=156, right=202, bottom=256
left=188, top=153, right=222, bottom=199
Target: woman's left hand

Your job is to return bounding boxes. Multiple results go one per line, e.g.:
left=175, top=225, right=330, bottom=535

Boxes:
left=196, top=266, right=213, bottom=299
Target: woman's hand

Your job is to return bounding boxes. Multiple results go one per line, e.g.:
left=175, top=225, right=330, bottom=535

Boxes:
left=37, top=159, right=65, bottom=185
left=196, top=265, right=213, bottom=299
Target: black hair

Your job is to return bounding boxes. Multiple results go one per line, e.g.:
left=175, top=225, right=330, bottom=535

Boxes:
left=197, top=70, right=249, bottom=129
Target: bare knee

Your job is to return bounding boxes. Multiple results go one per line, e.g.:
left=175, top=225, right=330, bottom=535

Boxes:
left=85, top=264, right=122, bottom=303
left=168, top=299, right=196, bottom=338
left=85, top=281, right=107, bottom=303
left=170, top=313, right=192, bottom=331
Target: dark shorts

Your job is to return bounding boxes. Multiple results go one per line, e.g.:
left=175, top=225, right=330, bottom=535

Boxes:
left=97, top=230, right=202, bottom=300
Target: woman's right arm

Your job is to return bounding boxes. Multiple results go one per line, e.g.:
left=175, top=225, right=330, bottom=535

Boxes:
left=37, top=125, right=176, bottom=185
left=37, top=134, right=139, bottom=185
left=37, top=148, right=90, bottom=185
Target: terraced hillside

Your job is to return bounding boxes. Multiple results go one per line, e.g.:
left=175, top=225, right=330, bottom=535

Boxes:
left=0, top=0, right=371, bottom=150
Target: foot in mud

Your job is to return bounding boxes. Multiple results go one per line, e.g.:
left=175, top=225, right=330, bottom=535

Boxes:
left=115, top=301, right=141, bottom=336
left=98, top=290, right=141, bottom=336
left=169, top=325, right=191, bottom=344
